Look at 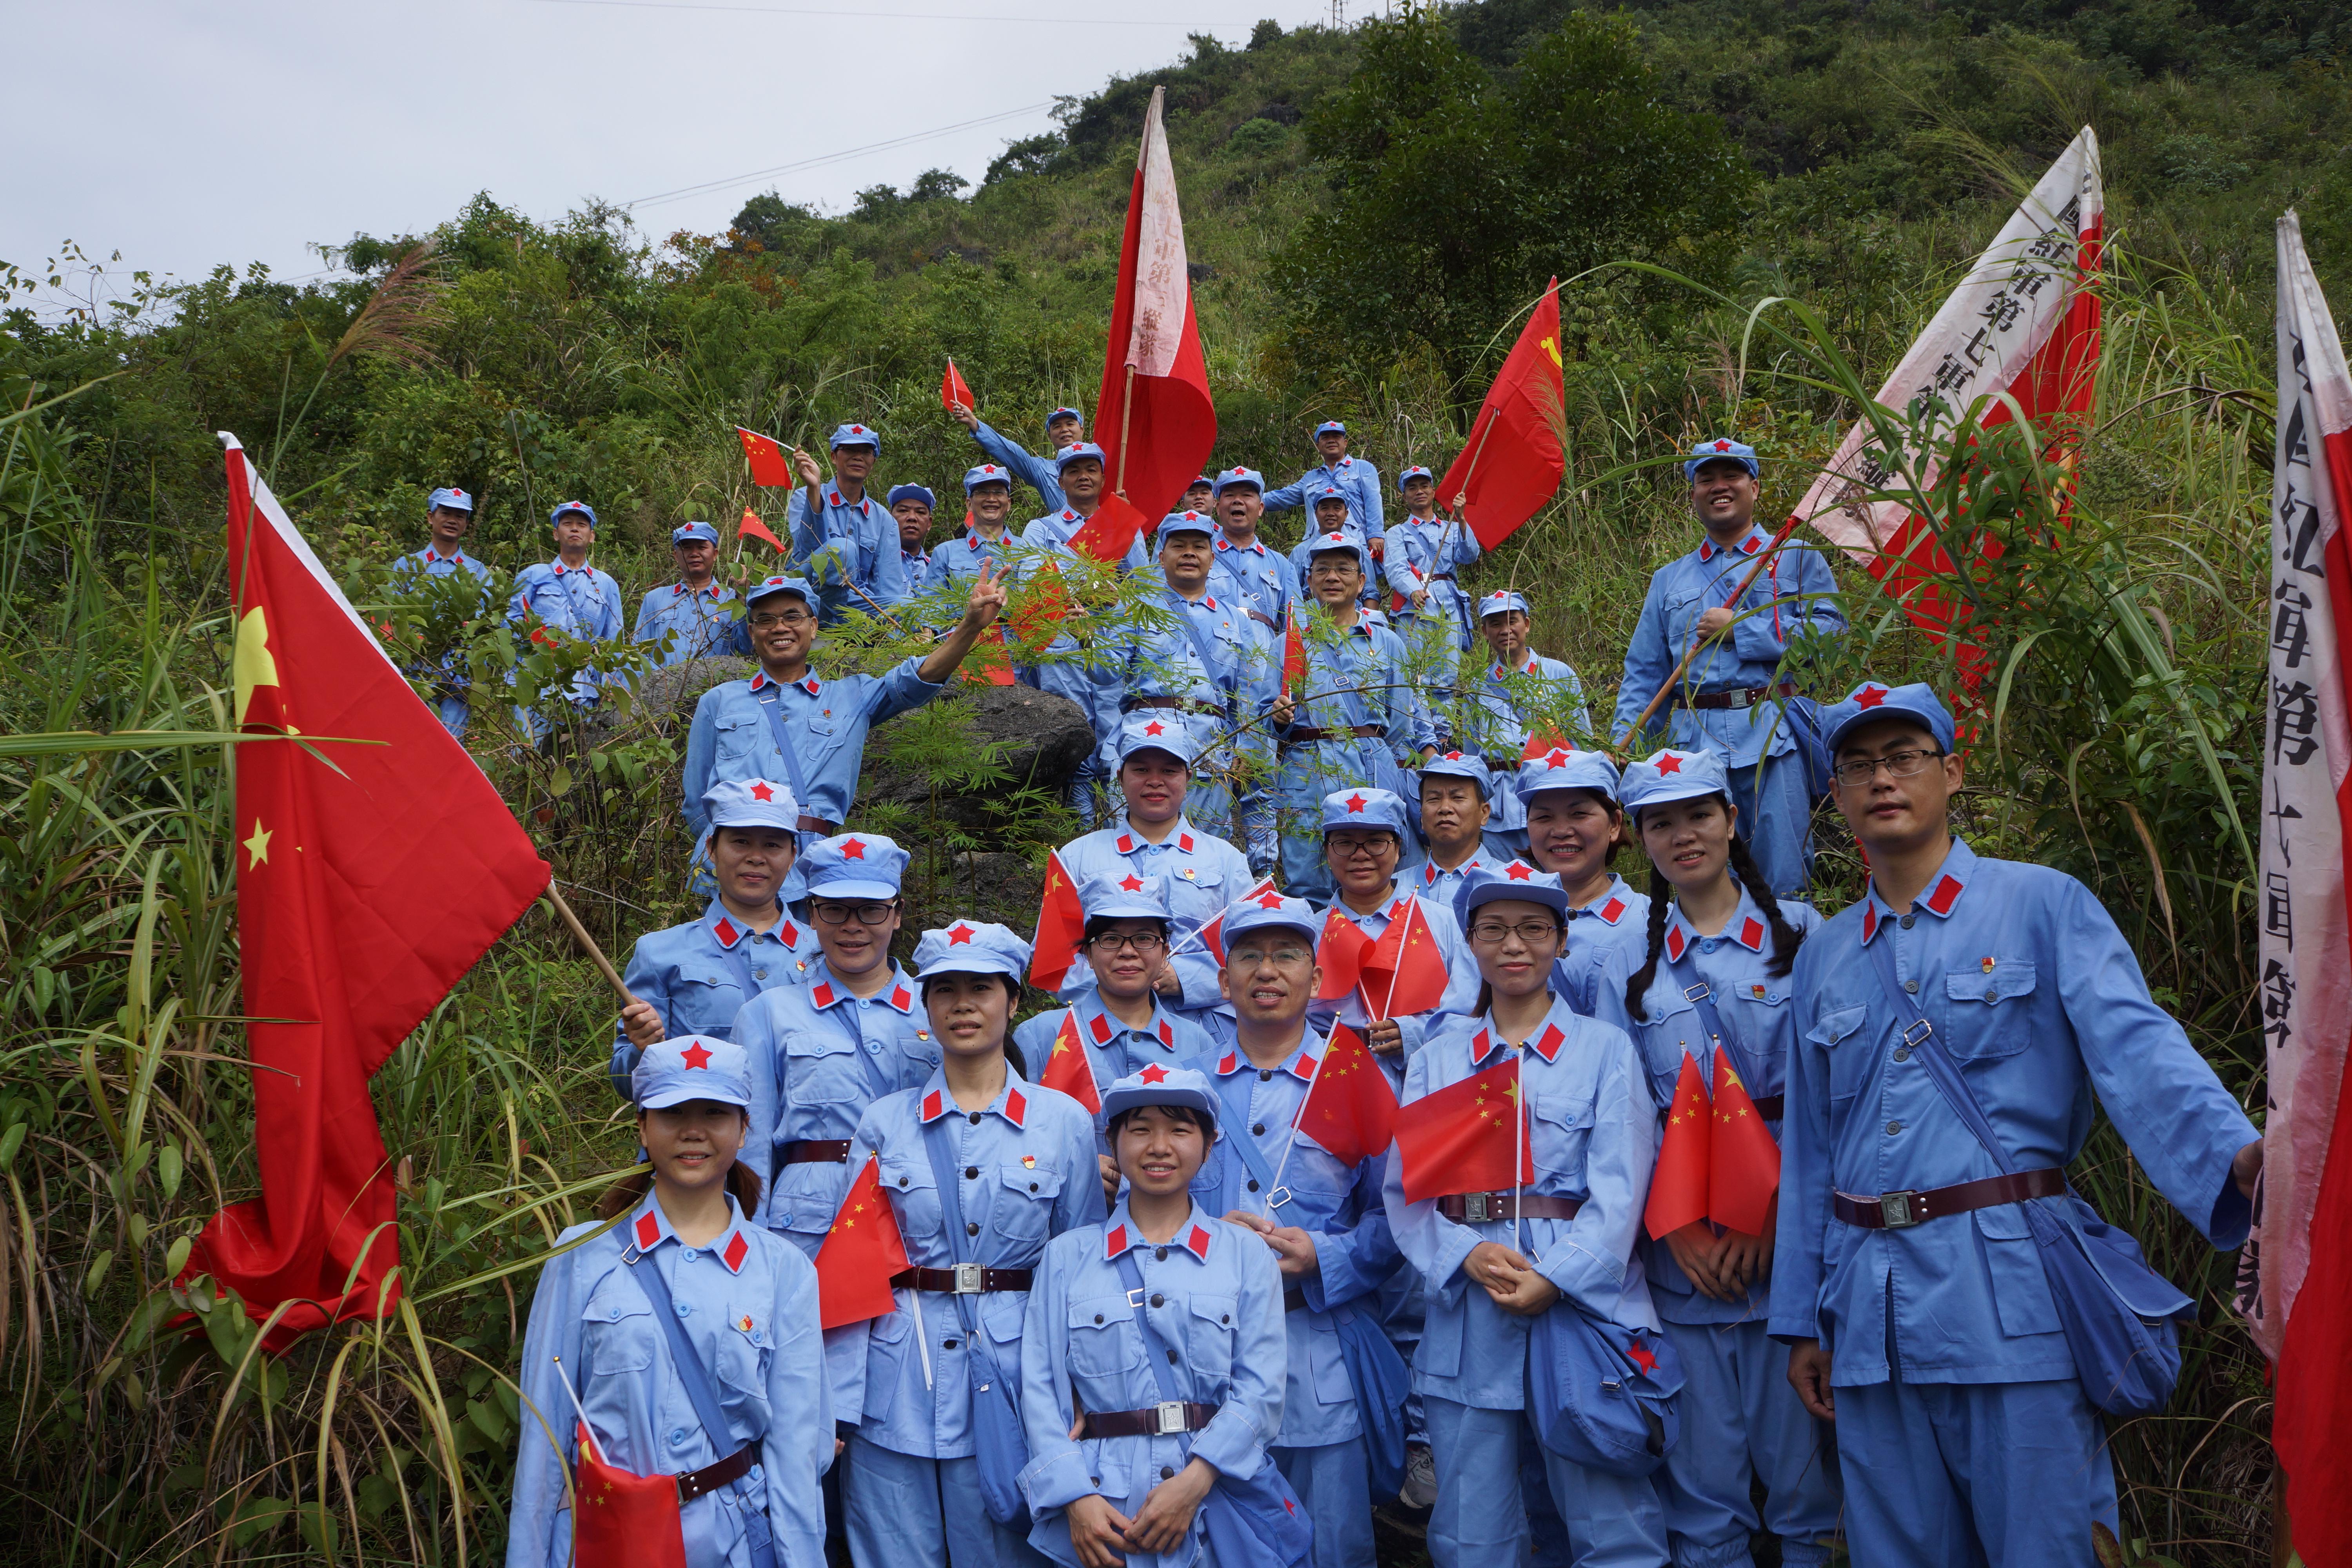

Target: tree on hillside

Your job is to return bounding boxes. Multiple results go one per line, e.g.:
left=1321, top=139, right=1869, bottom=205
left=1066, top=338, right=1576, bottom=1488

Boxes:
left=1272, top=9, right=1751, bottom=385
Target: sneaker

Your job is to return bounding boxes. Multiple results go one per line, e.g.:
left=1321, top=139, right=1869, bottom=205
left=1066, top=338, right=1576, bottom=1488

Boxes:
left=1398, top=1443, right=1438, bottom=1510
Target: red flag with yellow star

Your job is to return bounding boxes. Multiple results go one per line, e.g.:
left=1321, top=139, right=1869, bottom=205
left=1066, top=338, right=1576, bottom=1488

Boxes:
left=735, top=425, right=793, bottom=487
left=195, top=437, right=550, bottom=1348
left=1358, top=899, right=1448, bottom=1020
left=1293, top=1024, right=1397, bottom=1167
left=1435, top=278, right=1564, bottom=549
left=1038, top=1009, right=1102, bottom=1115
left=1315, top=910, right=1370, bottom=1002
left=816, top=1156, right=911, bottom=1329
left=1708, top=1047, right=1782, bottom=1236
left=1396, top=1057, right=1534, bottom=1203
left=1028, top=849, right=1087, bottom=990
left=1644, top=1054, right=1713, bottom=1240
left=573, top=1422, right=690, bottom=1568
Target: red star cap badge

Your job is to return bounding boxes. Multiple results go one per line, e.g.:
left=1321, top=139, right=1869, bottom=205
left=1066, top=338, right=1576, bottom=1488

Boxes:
left=1120, top=874, right=1145, bottom=892
left=1254, top=890, right=1286, bottom=908
left=1857, top=684, right=1888, bottom=708
left=1713, top=439, right=1731, bottom=452
left=1144, top=719, right=1165, bottom=736
left=947, top=923, right=975, bottom=944
left=840, top=838, right=866, bottom=859
left=1345, top=792, right=1367, bottom=813
left=1505, top=862, right=1533, bottom=881
left=749, top=781, right=774, bottom=801
left=1444, top=750, right=1464, bottom=761
left=1656, top=753, right=1684, bottom=775
left=1138, top=1063, right=1168, bottom=1083
left=1545, top=748, right=1569, bottom=768
left=680, top=1041, right=713, bottom=1070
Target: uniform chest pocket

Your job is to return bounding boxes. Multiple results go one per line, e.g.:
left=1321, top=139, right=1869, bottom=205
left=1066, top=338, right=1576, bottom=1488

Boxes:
left=1530, top=1093, right=1597, bottom=1179
left=671, top=967, right=746, bottom=1036
left=581, top=1280, right=656, bottom=1376
left=713, top=713, right=766, bottom=765
left=1635, top=1001, right=1700, bottom=1108
left=1940, top=963, right=2038, bottom=1061
left=1805, top=1003, right=1872, bottom=1105
left=988, top=1161, right=1064, bottom=1247
left=1068, top=1297, right=1145, bottom=1377
left=878, top=1154, right=943, bottom=1244
left=715, top=1302, right=776, bottom=1407
left=782, top=1032, right=864, bottom=1106
left=1184, top=1294, right=1239, bottom=1382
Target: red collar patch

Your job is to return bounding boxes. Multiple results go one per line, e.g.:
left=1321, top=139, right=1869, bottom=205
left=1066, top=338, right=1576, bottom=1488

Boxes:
left=1598, top=896, right=1627, bottom=924
left=1665, top=924, right=1689, bottom=963
left=1925, top=875, right=1965, bottom=916
left=1529, top=1022, right=1566, bottom=1062
left=1185, top=1225, right=1212, bottom=1259
left=1104, top=1224, right=1130, bottom=1258
left=811, top=982, right=838, bottom=1008
left=1116, top=833, right=1136, bottom=854
left=1470, top=1028, right=1503, bottom=1065
left=1178, top=831, right=1194, bottom=853
left=780, top=919, right=800, bottom=946
left=633, top=1210, right=662, bottom=1250
left=1003, top=1088, right=1027, bottom=1127
left=1216, top=1052, right=1239, bottom=1075
left=888, top=984, right=913, bottom=1012
left=1089, top=1013, right=1114, bottom=1045
left=713, top=915, right=743, bottom=948
left=1862, top=901, right=1880, bottom=944
left=921, top=1089, right=945, bottom=1122
left=721, top=1230, right=750, bottom=1273
left=1737, top=916, right=1766, bottom=951
left=1155, top=1019, right=1174, bottom=1047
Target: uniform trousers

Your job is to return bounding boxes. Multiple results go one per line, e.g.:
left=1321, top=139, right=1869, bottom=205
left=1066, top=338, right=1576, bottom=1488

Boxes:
left=1272, top=1435, right=1374, bottom=1568
left=1422, top=1396, right=1669, bottom=1568
left=842, top=1432, right=1051, bottom=1568
left=1655, top=1318, right=1839, bottom=1567
left=1722, top=748, right=1811, bottom=897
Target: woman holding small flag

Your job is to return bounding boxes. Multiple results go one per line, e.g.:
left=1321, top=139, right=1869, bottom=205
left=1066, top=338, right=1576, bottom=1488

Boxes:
left=1305, top=788, right=1478, bottom=1071
left=1590, top=749, right=1842, bottom=1568
left=507, top=1034, right=830, bottom=1568
left=830, top=920, right=1104, bottom=1568
left=1381, top=861, right=1668, bottom=1568
left=1187, top=892, right=1406, bottom=1568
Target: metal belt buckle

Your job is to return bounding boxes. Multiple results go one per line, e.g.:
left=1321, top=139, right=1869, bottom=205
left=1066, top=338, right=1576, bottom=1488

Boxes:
left=952, top=1262, right=986, bottom=1294
left=1154, top=1401, right=1189, bottom=1436
left=1879, top=1191, right=1922, bottom=1229
left=1463, top=1192, right=1493, bottom=1223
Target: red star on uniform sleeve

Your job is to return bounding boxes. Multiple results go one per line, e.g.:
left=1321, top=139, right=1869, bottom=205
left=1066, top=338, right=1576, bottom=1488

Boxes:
left=749, top=781, right=774, bottom=801
left=840, top=838, right=866, bottom=859
left=948, top=923, right=975, bottom=944
left=1857, top=685, right=1887, bottom=708
left=1120, top=874, right=1145, bottom=892
left=680, top=1041, right=713, bottom=1070
left=1505, top=862, right=1533, bottom=881
left=1138, top=1063, right=1168, bottom=1083
left=1656, top=754, right=1683, bottom=775
left=1345, top=793, right=1367, bottom=813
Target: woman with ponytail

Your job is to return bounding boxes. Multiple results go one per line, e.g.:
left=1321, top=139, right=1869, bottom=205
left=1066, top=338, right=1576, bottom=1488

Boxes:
left=1513, top=746, right=1649, bottom=1016
left=1594, top=750, right=1841, bottom=1568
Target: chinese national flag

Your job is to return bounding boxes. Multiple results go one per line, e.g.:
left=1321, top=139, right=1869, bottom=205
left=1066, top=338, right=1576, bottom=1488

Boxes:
left=1644, top=1054, right=1712, bottom=1240
left=1194, top=876, right=1278, bottom=964
left=816, top=1157, right=911, bottom=1329
left=1067, top=492, right=1152, bottom=566
left=1038, top=1009, right=1101, bottom=1114
left=735, top=426, right=793, bottom=488
left=1028, top=850, right=1087, bottom=990
left=1708, top=1048, right=1781, bottom=1236
left=1283, top=608, right=1307, bottom=696
left=1316, top=910, right=1371, bottom=1001
left=1397, top=1057, right=1533, bottom=1203
left=194, top=437, right=551, bottom=1347
left=942, top=358, right=975, bottom=415
left=573, top=1424, right=690, bottom=1568
left=1093, top=85, right=1218, bottom=525
left=1294, top=1024, right=1397, bottom=1167
left=1359, top=900, right=1448, bottom=1020
left=960, top=626, right=1020, bottom=688
left=739, top=508, right=785, bottom=552
left=1436, top=279, right=1564, bottom=549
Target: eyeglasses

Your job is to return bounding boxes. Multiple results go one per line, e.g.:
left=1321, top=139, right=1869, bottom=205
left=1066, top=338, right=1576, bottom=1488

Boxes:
left=1468, top=920, right=1564, bottom=946
left=1830, top=747, right=1945, bottom=786
left=1326, top=837, right=1396, bottom=860
left=1228, top=945, right=1312, bottom=969
left=812, top=900, right=897, bottom=926
left=1087, top=931, right=1167, bottom=954
left=749, top=610, right=814, bottom=629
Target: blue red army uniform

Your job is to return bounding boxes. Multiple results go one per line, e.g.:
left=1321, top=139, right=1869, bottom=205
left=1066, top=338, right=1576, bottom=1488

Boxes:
left=390, top=485, right=494, bottom=736
left=633, top=521, right=742, bottom=667
left=1514, top=746, right=1650, bottom=1018
left=784, top=422, right=909, bottom=626
left=1263, top=419, right=1387, bottom=549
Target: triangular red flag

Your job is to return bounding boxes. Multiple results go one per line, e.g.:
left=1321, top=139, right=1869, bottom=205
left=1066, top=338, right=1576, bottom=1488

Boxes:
left=1294, top=1024, right=1398, bottom=1167
left=1194, top=875, right=1276, bottom=964
left=1396, top=1056, right=1534, bottom=1203
left=1358, top=900, right=1448, bottom=1020
left=739, top=508, right=785, bottom=552
left=1316, top=909, right=1371, bottom=1001
left=1028, top=849, right=1087, bottom=990
left=1436, top=279, right=1564, bottom=550
left=1037, top=1008, right=1102, bottom=1114
left=735, top=426, right=793, bottom=488
left=942, top=358, right=975, bottom=414
left=1067, top=492, right=1152, bottom=565
left=1708, top=1047, right=1782, bottom=1236
left=573, top=1423, right=690, bottom=1568
left=817, top=1156, right=911, bottom=1329
left=191, top=438, right=552, bottom=1348
left=1093, top=85, right=1218, bottom=523
left=1644, top=1054, right=1713, bottom=1240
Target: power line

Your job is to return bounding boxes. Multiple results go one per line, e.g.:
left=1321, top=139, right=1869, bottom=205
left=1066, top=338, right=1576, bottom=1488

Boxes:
left=528, top=0, right=1196, bottom=24
left=622, top=101, right=1054, bottom=210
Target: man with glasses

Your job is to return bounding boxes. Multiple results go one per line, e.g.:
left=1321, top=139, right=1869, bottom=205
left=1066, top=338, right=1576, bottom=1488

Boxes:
left=679, top=569, right=1008, bottom=853
left=735, top=834, right=944, bottom=1252
left=1309, top=788, right=1478, bottom=1073
left=1612, top=438, right=1845, bottom=894
left=1773, top=681, right=2261, bottom=1568
left=632, top=520, right=741, bottom=667
left=1191, top=889, right=1405, bottom=1568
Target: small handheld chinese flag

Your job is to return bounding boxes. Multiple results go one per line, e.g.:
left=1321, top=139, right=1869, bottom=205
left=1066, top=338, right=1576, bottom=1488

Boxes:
left=735, top=426, right=793, bottom=488
left=739, top=508, right=785, bottom=552
left=1359, top=900, right=1448, bottom=1020
left=1294, top=1024, right=1398, bottom=1167
left=573, top=1422, right=690, bottom=1568
left=1067, top=492, right=1152, bottom=565
left=816, top=1157, right=911, bottom=1329
left=942, top=358, right=975, bottom=414
left=1396, top=1056, right=1534, bottom=1203
left=1028, top=850, right=1087, bottom=990
left=1038, top=1009, right=1101, bottom=1114
left=1283, top=608, right=1307, bottom=696
left=1194, top=875, right=1278, bottom=964
left=1644, top=1054, right=1713, bottom=1240
left=1316, top=910, right=1370, bottom=1001
left=1708, top=1048, right=1781, bottom=1236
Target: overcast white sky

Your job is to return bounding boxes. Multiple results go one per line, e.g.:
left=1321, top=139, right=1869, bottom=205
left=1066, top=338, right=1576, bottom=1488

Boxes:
left=3, top=0, right=1331, bottom=312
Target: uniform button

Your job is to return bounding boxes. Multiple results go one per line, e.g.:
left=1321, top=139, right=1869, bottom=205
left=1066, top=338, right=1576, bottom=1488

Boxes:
left=899, top=1177, right=910, bottom=1187
left=943, top=1338, right=960, bottom=1350
left=965, top=1166, right=980, bottom=1180
left=1155, top=1247, right=1169, bottom=1261
left=680, top=1248, right=697, bottom=1260
left=1029, top=1181, right=1040, bottom=1192
left=754, top=969, right=767, bottom=980
left=967, top=1222, right=980, bottom=1237
left=677, top=1302, right=693, bottom=1316
left=1247, top=1180, right=1260, bottom=1192
left=1900, top=914, right=1915, bottom=929
left=1893, top=1047, right=1911, bottom=1063
left=1222, top=1314, right=1231, bottom=1324
left=1252, top=1122, right=1266, bottom=1136
left=1167, top=1350, right=1180, bottom=1365
left=1258, top=1069, right=1273, bottom=1082
left=969, top=1112, right=984, bottom=1125
left=1094, top=1314, right=1105, bottom=1325
left=1886, top=1121, right=1903, bottom=1135
left=671, top=1428, right=688, bottom=1445
left=1984, top=986, right=1998, bottom=1002
left=1150, top=1294, right=1164, bottom=1307
left=1160, top=1466, right=1176, bottom=1480
left=1902, top=978, right=1920, bottom=994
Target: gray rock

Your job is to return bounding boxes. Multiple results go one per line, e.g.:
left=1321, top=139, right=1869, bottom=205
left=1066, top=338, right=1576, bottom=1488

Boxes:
left=635, top=655, right=757, bottom=724
left=858, top=685, right=1095, bottom=847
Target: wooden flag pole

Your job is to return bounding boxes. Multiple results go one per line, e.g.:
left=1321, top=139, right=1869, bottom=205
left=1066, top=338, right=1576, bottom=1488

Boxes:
left=1616, top=514, right=1805, bottom=747
left=1115, top=363, right=1137, bottom=498
left=543, top=883, right=635, bottom=1005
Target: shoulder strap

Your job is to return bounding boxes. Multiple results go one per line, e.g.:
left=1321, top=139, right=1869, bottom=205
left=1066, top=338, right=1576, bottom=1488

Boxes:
left=1111, top=1250, right=1187, bottom=1407
left=918, top=1116, right=982, bottom=1333
left=1210, top=1070, right=1291, bottom=1210
left=1659, top=948, right=1766, bottom=1095
left=749, top=686, right=817, bottom=809
left=1162, top=591, right=1238, bottom=704
left=1860, top=935, right=2018, bottom=1175
left=624, top=1248, right=740, bottom=1455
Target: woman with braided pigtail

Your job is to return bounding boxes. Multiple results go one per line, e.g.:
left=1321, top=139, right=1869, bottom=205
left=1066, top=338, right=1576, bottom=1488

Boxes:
left=1591, top=748, right=1844, bottom=1568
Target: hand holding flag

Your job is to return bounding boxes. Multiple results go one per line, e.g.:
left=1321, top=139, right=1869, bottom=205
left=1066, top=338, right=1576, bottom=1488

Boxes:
left=1359, top=900, right=1447, bottom=1020
left=1707, top=1048, right=1781, bottom=1237
left=942, top=358, right=975, bottom=415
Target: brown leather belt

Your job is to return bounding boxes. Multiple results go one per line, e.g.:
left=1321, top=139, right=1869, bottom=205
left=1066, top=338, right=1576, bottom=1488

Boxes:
left=1752, top=1095, right=1785, bottom=1120
left=1833, top=1167, right=2066, bottom=1230
left=1672, top=682, right=1797, bottom=712
left=1080, top=1401, right=1220, bottom=1438
left=1437, top=1192, right=1583, bottom=1223
left=666, top=1440, right=757, bottom=1503
left=891, top=1265, right=1035, bottom=1294
left=780, top=1140, right=851, bottom=1164
left=797, top=813, right=839, bottom=836
left=1282, top=723, right=1384, bottom=750
left=1122, top=695, right=1229, bottom=718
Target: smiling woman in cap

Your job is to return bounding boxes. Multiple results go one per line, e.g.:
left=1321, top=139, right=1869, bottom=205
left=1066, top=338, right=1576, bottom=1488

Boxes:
left=1309, top=786, right=1479, bottom=1063
left=1512, top=744, right=1648, bottom=1017
left=829, top=919, right=1103, bottom=1568
left=505, top=1031, right=831, bottom=1568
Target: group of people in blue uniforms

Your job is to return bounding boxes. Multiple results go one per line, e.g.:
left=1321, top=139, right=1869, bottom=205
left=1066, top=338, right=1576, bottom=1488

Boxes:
left=478, top=424, right=2264, bottom=1568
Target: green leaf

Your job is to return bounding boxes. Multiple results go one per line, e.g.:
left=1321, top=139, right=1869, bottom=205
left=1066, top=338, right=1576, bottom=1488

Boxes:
left=0, top=1123, right=23, bottom=1172
left=158, top=1142, right=183, bottom=1200
left=550, top=764, right=574, bottom=797
left=163, top=1236, right=192, bottom=1279
left=83, top=1249, right=113, bottom=1296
